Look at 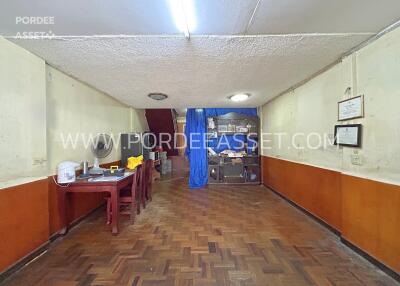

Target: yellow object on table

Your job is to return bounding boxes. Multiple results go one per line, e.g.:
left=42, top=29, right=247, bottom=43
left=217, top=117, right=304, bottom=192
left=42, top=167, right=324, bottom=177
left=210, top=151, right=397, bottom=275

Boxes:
left=126, top=155, right=143, bottom=170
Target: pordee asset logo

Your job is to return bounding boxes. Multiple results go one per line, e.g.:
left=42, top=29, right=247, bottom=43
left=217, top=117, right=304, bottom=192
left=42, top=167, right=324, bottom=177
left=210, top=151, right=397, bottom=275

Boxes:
left=16, top=16, right=55, bottom=25
left=15, top=16, right=55, bottom=39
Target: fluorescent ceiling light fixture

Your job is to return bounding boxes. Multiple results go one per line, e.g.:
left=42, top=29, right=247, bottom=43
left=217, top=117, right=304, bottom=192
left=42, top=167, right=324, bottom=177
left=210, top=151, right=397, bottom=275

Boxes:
left=229, top=93, right=251, bottom=102
left=169, top=0, right=196, bottom=38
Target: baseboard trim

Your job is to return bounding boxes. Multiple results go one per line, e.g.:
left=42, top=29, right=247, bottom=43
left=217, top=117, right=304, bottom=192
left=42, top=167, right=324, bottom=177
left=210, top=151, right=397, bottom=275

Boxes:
left=263, top=184, right=341, bottom=236
left=0, top=241, right=49, bottom=283
left=340, top=237, right=400, bottom=282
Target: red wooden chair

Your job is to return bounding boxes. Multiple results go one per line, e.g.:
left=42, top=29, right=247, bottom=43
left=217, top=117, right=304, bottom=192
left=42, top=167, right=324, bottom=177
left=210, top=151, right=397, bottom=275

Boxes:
left=106, top=164, right=143, bottom=224
left=140, top=160, right=154, bottom=210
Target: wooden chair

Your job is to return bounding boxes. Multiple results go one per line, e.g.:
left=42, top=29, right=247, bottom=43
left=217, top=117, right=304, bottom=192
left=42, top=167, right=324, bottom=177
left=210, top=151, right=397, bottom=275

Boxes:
left=144, top=160, right=154, bottom=203
left=106, top=164, right=143, bottom=224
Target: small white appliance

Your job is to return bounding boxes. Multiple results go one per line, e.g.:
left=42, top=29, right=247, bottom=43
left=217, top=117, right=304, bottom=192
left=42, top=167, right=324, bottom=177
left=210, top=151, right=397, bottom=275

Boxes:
left=57, top=161, right=80, bottom=183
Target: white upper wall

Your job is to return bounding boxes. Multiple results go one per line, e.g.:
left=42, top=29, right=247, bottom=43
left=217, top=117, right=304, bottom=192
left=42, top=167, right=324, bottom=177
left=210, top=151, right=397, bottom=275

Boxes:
left=349, top=27, right=400, bottom=180
left=0, top=38, right=47, bottom=185
left=261, top=27, right=400, bottom=184
left=0, top=37, right=148, bottom=188
left=130, top=108, right=149, bottom=133
left=46, top=66, right=134, bottom=174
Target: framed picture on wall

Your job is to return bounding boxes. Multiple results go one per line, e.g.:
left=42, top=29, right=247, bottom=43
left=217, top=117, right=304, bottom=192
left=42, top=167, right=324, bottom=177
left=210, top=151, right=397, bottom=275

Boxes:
left=338, top=95, right=364, bottom=121
left=334, top=124, right=362, bottom=147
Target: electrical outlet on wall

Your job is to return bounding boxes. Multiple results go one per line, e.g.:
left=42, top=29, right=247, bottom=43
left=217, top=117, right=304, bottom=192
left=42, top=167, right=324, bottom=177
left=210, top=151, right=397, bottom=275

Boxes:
left=350, top=154, right=362, bottom=166
left=33, top=158, right=47, bottom=166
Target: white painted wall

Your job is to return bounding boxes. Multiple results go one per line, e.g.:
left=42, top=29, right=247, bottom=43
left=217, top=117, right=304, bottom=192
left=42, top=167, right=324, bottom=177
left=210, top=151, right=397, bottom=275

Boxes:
left=0, top=38, right=47, bottom=187
left=130, top=108, right=149, bottom=133
left=46, top=66, right=148, bottom=174
left=0, top=38, right=148, bottom=188
left=261, top=27, right=400, bottom=184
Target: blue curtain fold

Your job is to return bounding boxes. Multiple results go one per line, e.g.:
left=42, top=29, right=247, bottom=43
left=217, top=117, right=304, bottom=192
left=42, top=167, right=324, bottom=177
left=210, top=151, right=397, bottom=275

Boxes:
left=185, top=109, right=208, bottom=188
left=185, top=108, right=257, bottom=189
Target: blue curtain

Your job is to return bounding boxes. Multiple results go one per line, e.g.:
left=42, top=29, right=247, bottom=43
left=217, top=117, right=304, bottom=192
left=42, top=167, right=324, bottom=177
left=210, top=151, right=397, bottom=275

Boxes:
left=185, top=109, right=208, bottom=188
left=185, top=108, right=257, bottom=189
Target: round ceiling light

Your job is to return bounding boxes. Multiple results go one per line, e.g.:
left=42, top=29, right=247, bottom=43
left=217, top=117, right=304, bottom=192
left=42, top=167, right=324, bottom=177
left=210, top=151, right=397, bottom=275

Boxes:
left=229, top=93, right=250, bottom=102
left=148, top=93, right=168, bottom=101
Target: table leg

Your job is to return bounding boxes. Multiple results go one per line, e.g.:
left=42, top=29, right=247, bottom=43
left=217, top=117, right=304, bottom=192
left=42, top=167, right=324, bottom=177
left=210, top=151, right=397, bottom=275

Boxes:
left=142, top=184, right=146, bottom=209
left=58, top=187, right=68, bottom=235
left=110, top=188, right=119, bottom=235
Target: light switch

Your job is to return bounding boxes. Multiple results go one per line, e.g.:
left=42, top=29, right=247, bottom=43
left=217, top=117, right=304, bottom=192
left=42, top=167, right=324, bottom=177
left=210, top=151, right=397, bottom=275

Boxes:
left=351, top=154, right=362, bottom=166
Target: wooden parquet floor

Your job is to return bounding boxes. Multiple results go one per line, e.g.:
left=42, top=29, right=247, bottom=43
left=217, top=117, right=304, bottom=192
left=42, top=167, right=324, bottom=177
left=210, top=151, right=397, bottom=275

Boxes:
left=3, top=177, right=399, bottom=286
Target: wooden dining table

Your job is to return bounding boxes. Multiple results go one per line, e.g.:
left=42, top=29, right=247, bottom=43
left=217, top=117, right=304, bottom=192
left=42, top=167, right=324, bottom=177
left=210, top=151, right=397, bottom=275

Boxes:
left=58, top=172, right=135, bottom=235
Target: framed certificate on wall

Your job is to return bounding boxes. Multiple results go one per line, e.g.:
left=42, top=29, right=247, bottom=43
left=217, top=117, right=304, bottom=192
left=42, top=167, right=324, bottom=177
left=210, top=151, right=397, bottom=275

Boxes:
left=334, top=124, right=362, bottom=147
left=338, top=95, right=364, bottom=121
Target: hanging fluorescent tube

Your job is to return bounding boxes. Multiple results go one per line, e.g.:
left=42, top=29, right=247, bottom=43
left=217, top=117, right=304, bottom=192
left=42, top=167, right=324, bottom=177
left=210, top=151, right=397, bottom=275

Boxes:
left=169, top=0, right=196, bottom=38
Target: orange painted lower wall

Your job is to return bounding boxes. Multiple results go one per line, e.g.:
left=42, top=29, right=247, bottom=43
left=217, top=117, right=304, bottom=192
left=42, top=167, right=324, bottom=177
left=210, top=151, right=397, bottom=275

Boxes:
left=0, top=179, right=49, bottom=273
left=262, top=155, right=400, bottom=274
left=341, top=175, right=400, bottom=273
left=261, top=156, right=342, bottom=231
left=0, top=161, right=121, bottom=274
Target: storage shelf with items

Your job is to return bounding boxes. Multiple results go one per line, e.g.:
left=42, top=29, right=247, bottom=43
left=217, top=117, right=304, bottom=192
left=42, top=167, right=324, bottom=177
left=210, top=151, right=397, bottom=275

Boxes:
left=207, top=112, right=260, bottom=185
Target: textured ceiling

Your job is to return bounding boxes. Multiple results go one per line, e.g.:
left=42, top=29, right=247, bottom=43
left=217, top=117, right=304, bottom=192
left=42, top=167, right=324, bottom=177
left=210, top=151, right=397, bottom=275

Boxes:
left=3, top=0, right=400, bottom=108
left=13, top=34, right=371, bottom=108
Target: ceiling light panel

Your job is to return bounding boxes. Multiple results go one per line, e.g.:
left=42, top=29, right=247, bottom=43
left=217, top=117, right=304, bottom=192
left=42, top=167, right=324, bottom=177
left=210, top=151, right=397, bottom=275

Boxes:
left=230, top=93, right=250, bottom=102
left=169, top=0, right=196, bottom=37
